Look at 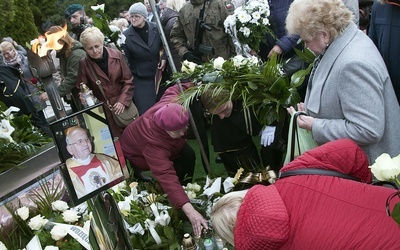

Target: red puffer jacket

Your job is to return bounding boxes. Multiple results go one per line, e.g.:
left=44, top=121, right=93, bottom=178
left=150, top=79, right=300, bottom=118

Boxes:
left=234, top=139, right=400, bottom=249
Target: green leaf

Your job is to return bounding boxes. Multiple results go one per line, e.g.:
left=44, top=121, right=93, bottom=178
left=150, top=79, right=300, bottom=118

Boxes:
left=163, top=226, right=175, bottom=241
left=392, top=202, right=400, bottom=225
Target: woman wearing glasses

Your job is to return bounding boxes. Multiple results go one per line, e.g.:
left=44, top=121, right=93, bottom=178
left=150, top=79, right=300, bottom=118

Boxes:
left=0, top=41, right=51, bottom=136
left=122, top=2, right=167, bottom=115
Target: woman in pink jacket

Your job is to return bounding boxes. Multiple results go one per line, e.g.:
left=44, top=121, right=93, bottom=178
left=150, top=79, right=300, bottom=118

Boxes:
left=211, top=139, right=400, bottom=249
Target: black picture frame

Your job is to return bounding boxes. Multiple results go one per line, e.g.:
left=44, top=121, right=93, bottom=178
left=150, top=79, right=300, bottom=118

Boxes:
left=50, top=103, right=126, bottom=205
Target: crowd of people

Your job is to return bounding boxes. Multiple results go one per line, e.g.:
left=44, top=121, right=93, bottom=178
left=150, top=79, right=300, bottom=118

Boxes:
left=1, top=0, right=400, bottom=246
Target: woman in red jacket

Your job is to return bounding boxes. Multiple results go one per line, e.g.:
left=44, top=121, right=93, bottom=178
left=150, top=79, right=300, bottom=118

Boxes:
left=76, top=27, right=134, bottom=138
left=120, top=83, right=209, bottom=237
left=211, top=139, right=400, bottom=249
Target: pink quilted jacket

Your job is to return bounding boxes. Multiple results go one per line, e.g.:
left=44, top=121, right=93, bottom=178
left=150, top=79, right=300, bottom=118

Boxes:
left=234, top=139, right=400, bottom=249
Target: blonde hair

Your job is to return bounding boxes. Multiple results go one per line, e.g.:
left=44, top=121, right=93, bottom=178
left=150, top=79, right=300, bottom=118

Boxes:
left=200, top=88, right=230, bottom=113
left=286, top=0, right=353, bottom=42
left=0, top=41, right=14, bottom=53
left=79, top=27, right=105, bottom=48
left=210, top=190, right=248, bottom=246
left=166, top=0, right=186, bottom=12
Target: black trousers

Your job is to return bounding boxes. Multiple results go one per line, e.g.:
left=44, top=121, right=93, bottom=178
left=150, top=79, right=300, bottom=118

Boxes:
left=219, top=142, right=261, bottom=177
left=186, top=99, right=210, bottom=174
left=173, top=142, right=196, bottom=186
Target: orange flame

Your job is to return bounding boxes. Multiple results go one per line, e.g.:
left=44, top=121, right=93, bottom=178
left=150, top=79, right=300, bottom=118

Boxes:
left=31, top=25, right=68, bottom=57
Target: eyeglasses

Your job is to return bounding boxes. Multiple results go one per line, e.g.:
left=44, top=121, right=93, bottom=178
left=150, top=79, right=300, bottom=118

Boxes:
left=130, top=14, right=143, bottom=19
left=69, top=137, right=91, bottom=146
left=2, top=50, right=15, bottom=57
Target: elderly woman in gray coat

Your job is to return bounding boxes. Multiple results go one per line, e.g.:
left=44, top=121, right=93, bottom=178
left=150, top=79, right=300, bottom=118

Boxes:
left=286, top=0, right=400, bottom=164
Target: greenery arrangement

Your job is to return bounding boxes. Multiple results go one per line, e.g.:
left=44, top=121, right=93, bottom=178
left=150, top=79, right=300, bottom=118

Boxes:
left=173, top=52, right=311, bottom=127
left=0, top=102, right=52, bottom=173
left=110, top=181, right=184, bottom=249
left=0, top=175, right=90, bottom=249
left=224, top=0, right=274, bottom=54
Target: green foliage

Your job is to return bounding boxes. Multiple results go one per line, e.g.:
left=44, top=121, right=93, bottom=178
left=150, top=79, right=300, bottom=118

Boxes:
left=175, top=54, right=306, bottom=127
left=91, top=9, right=121, bottom=48
left=392, top=201, right=400, bottom=225
left=0, top=101, right=52, bottom=173
left=30, top=175, right=65, bottom=218
left=110, top=181, right=183, bottom=249
left=1, top=0, right=38, bottom=45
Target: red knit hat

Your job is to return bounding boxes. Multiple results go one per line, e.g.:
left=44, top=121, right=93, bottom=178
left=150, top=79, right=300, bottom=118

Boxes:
left=153, top=103, right=189, bottom=131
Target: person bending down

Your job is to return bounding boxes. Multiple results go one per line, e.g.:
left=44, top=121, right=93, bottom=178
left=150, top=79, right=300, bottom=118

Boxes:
left=210, top=138, right=400, bottom=249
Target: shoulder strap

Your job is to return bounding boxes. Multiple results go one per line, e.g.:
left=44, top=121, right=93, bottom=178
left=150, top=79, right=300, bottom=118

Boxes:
left=279, top=168, right=361, bottom=182
left=85, top=57, right=112, bottom=110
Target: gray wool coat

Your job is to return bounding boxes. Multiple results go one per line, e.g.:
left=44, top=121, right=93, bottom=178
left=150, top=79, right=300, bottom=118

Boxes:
left=304, top=22, right=400, bottom=163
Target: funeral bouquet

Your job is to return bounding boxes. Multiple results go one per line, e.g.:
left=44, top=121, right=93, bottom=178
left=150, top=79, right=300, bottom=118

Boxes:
left=0, top=102, right=52, bottom=173
left=174, top=54, right=305, bottom=126
left=110, top=181, right=183, bottom=249
left=0, top=177, right=90, bottom=250
left=224, top=0, right=274, bottom=56
left=369, top=153, right=400, bottom=225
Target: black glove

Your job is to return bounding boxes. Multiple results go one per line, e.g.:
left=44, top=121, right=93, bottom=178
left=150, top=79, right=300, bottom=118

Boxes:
left=183, top=51, right=202, bottom=64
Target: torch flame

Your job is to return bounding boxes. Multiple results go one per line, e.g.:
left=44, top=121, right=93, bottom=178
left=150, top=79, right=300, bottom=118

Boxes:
left=31, top=25, right=68, bottom=57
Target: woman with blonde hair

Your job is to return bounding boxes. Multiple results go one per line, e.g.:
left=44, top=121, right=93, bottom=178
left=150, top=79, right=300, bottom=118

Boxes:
left=76, top=27, right=134, bottom=137
left=47, top=25, right=86, bottom=112
left=286, top=0, right=400, bottom=164
left=210, top=139, right=400, bottom=249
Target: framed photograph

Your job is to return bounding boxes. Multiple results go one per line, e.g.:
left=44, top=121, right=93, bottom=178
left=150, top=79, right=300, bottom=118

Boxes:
left=50, top=103, right=126, bottom=205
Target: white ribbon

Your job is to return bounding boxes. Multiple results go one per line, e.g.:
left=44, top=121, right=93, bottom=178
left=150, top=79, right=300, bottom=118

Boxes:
left=202, top=177, right=222, bottom=197
left=125, top=221, right=145, bottom=235
left=223, top=177, right=236, bottom=193
left=150, top=203, right=170, bottom=227
left=51, top=222, right=90, bottom=250
left=145, top=219, right=162, bottom=245
left=0, top=119, right=15, bottom=142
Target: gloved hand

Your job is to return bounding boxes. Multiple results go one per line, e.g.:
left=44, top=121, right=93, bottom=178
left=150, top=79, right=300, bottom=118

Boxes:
left=261, top=126, right=276, bottom=147
left=183, top=51, right=202, bottom=64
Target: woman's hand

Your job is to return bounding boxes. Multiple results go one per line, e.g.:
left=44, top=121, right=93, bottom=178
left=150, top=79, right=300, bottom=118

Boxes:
left=158, top=59, right=166, bottom=70
left=181, top=202, right=208, bottom=237
left=287, top=103, right=314, bottom=130
left=78, top=92, right=86, bottom=105
left=268, top=45, right=283, bottom=58
left=39, top=92, right=48, bottom=102
left=113, top=102, right=126, bottom=115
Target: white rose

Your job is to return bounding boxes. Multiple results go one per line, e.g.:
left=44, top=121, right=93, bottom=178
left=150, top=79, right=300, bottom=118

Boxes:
left=248, top=56, right=259, bottom=65
left=181, top=60, right=197, bottom=73
left=233, top=55, right=245, bottom=67
left=369, top=153, right=400, bottom=181
left=62, top=210, right=80, bottom=223
left=193, top=183, right=201, bottom=192
left=0, top=241, right=7, bottom=250
left=50, top=225, right=68, bottom=241
left=16, top=206, right=29, bottom=221
left=51, top=201, right=69, bottom=212
left=187, top=190, right=197, bottom=199
left=28, top=214, right=48, bottom=231
left=44, top=246, right=59, bottom=250
left=213, top=57, right=225, bottom=70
